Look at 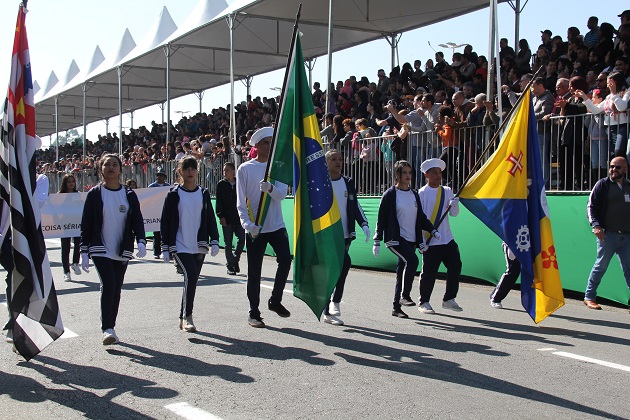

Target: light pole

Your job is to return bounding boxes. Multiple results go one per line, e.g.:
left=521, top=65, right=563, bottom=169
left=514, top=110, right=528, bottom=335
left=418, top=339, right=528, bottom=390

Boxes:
left=437, top=42, right=468, bottom=57
left=174, top=110, right=190, bottom=120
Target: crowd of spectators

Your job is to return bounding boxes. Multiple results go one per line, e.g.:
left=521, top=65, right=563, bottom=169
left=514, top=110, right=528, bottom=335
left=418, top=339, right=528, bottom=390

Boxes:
left=37, top=9, right=630, bottom=193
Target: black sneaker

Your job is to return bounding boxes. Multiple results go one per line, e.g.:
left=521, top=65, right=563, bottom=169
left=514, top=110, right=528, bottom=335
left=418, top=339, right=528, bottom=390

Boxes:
left=234, top=260, right=240, bottom=273
left=391, top=308, right=409, bottom=318
left=400, top=297, right=415, bottom=306
left=226, top=264, right=236, bottom=275
left=268, top=300, right=291, bottom=317
left=176, top=264, right=183, bottom=275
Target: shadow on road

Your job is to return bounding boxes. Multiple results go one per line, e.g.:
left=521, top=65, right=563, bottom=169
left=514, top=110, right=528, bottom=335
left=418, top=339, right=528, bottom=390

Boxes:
left=108, top=342, right=254, bottom=383
left=434, top=313, right=630, bottom=347
left=271, top=326, right=619, bottom=419
left=189, top=330, right=335, bottom=366
left=10, top=355, right=177, bottom=419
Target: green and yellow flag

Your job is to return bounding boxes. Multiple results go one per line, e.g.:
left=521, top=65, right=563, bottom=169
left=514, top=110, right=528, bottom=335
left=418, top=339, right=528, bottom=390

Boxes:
left=273, top=33, right=345, bottom=317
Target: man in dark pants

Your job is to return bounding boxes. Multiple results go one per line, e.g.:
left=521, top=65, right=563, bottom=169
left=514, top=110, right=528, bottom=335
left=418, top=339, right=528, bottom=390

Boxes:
left=417, top=158, right=463, bottom=314
left=148, top=168, right=170, bottom=259
left=323, top=150, right=370, bottom=325
left=584, top=156, right=630, bottom=310
left=216, top=162, right=245, bottom=275
left=236, top=127, right=292, bottom=328
left=489, top=242, right=521, bottom=309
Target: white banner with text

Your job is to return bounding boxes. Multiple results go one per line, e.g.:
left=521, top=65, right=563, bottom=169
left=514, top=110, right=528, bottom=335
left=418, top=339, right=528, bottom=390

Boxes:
left=41, top=186, right=170, bottom=239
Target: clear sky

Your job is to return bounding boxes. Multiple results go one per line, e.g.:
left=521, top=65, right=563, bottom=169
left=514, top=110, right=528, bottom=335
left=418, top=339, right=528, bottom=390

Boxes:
left=0, top=0, right=625, bottom=148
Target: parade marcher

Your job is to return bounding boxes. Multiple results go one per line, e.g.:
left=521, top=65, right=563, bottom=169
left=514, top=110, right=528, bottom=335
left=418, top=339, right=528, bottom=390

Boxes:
left=323, top=150, right=371, bottom=325
left=584, top=156, right=630, bottom=310
left=160, top=156, right=220, bottom=332
left=59, top=174, right=82, bottom=281
left=148, top=167, right=170, bottom=259
left=417, top=158, right=463, bottom=314
left=216, top=162, right=245, bottom=276
left=80, top=153, right=147, bottom=345
left=489, top=242, right=522, bottom=309
left=236, top=127, right=292, bottom=328
left=373, top=160, right=438, bottom=319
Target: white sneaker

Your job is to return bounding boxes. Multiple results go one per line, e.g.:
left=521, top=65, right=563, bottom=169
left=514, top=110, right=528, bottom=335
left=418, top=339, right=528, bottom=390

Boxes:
left=63, top=272, right=72, bottom=282
left=418, top=302, right=435, bottom=314
left=5, top=330, right=13, bottom=343
left=323, top=314, right=344, bottom=326
left=182, top=316, right=196, bottom=332
left=490, top=301, right=503, bottom=309
left=442, top=299, right=463, bottom=312
left=72, top=263, right=81, bottom=275
left=329, top=302, right=341, bottom=316
left=102, top=328, right=119, bottom=345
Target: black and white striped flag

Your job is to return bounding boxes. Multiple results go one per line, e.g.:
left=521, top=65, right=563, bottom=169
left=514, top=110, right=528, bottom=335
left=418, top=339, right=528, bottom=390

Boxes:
left=0, top=2, right=63, bottom=361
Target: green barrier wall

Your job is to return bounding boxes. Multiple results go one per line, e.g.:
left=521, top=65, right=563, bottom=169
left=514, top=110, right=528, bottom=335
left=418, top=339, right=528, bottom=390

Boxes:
left=214, top=195, right=629, bottom=305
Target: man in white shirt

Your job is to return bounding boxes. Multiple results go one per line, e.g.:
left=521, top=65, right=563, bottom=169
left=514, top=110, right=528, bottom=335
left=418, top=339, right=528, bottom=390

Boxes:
left=417, top=158, right=463, bottom=314
left=236, top=127, right=292, bottom=328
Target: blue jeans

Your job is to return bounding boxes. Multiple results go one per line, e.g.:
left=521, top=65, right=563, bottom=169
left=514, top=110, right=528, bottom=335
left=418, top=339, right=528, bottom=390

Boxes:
left=411, top=140, right=433, bottom=189
left=222, top=223, right=245, bottom=267
left=585, top=232, right=630, bottom=301
left=610, top=124, right=629, bottom=163
left=538, top=131, right=550, bottom=186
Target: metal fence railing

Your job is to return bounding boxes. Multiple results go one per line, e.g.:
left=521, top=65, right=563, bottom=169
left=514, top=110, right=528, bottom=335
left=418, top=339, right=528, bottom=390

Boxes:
left=42, top=110, right=629, bottom=197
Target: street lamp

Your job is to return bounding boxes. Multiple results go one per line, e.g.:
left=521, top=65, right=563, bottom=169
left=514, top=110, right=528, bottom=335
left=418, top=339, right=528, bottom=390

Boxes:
left=437, top=42, right=468, bottom=56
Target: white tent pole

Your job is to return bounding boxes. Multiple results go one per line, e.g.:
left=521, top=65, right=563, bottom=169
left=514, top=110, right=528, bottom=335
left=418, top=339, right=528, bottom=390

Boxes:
left=325, top=0, right=333, bottom=116
left=305, top=58, right=316, bottom=92
left=130, top=110, right=134, bottom=130
left=227, top=12, right=236, bottom=147
left=105, top=118, right=109, bottom=136
left=486, top=0, right=495, bottom=101
left=82, top=83, right=87, bottom=159
left=54, top=95, right=59, bottom=163
left=165, top=44, right=172, bottom=144
left=493, top=0, right=503, bottom=127
left=194, top=90, right=204, bottom=114
left=117, top=65, right=123, bottom=156
left=514, top=0, right=520, bottom=54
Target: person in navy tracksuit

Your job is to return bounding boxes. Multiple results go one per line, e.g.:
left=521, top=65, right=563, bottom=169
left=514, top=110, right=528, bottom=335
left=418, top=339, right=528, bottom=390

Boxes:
left=80, top=153, right=147, bottom=346
left=322, top=150, right=371, bottom=325
left=373, top=160, right=438, bottom=318
left=160, top=156, right=220, bottom=333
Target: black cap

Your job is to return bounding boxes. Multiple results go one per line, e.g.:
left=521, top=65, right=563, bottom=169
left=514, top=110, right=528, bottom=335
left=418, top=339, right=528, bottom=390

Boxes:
left=541, top=29, right=552, bottom=36
left=619, top=10, right=630, bottom=18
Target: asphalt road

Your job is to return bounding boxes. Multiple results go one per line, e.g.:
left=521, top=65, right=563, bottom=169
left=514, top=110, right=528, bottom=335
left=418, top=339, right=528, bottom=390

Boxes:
left=1, top=239, right=629, bottom=420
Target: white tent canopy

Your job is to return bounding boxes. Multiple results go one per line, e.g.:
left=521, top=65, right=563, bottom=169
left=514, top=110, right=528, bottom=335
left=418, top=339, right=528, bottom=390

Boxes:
left=34, top=0, right=506, bottom=137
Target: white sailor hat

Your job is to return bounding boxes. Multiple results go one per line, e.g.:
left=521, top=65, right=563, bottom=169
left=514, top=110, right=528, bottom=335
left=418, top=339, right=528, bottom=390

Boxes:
left=420, top=158, right=446, bottom=174
left=249, top=127, right=274, bottom=146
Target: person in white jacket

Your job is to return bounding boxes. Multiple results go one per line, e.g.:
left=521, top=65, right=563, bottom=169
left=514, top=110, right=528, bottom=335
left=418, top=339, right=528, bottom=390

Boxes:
left=578, top=71, right=630, bottom=163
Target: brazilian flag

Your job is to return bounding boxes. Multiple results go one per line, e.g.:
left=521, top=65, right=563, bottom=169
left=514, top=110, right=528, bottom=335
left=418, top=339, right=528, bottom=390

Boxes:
left=271, top=33, right=344, bottom=318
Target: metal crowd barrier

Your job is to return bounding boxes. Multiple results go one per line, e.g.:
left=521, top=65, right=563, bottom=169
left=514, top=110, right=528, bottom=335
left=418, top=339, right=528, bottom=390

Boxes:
left=43, top=110, right=629, bottom=197
left=44, top=154, right=231, bottom=195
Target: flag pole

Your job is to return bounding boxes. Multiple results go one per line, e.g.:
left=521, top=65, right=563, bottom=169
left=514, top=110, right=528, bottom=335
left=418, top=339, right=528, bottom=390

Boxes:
left=253, top=3, right=302, bottom=229
left=428, top=65, right=544, bottom=237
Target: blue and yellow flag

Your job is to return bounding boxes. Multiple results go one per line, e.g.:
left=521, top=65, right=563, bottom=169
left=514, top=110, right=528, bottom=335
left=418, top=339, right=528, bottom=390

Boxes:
left=274, top=33, right=345, bottom=317
left=459, top=89, right=564, bottom=323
